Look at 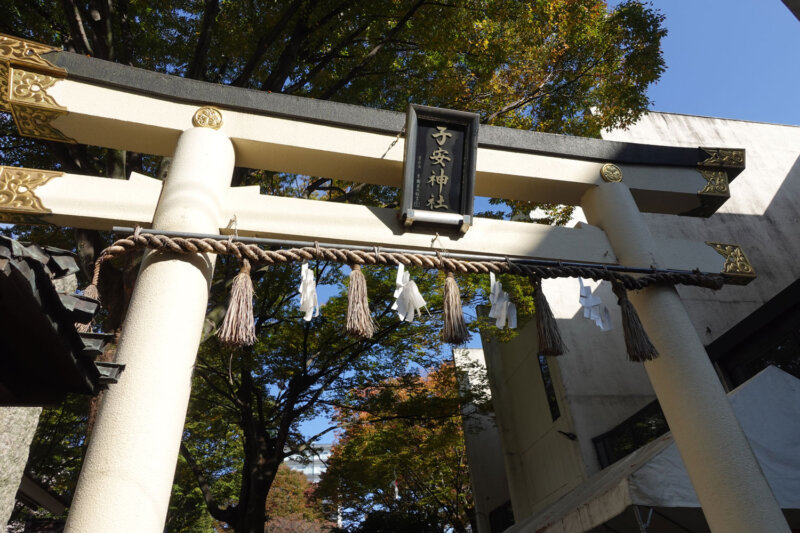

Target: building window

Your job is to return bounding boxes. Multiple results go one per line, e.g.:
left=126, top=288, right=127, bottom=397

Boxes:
left=592, top=400, right=668, bottom=469
left=716, top=309, right=800, bottom=389
left=537, top=355, right=560, bottom=421
left=707, top=277, right=800, bottom=391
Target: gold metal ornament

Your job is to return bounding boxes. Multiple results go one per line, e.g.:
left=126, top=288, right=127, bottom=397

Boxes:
left=0, top=166, right=62, bottom=215
left=698, top=169, right=729, bottom=196
left=0, top=33, right=64, bottom=75
left=600, top=163, right=623, bottom=183
left=6, top=66, right=74, bottom=143
left=0, top=64, right=9, bottom=113
left=0, top=34, right=72, bottom=142
left=10, top=68, right=62, bottom=107
left=706, top=241, right=756, bottom=284
left=192, top=106, right=223, bottom=129
left=0, top=211, right=53, bottom=225
left=11, top=102, right=73, bottom=143
left=699, top=148, right=745, bottom=168
left=12, top=106, right=72, bottom=142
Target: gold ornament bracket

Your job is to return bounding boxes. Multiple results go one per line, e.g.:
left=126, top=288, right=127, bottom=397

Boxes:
left=697, top=169, right=729, bottom=197
left=706, top=241, right=756, bottom=285
left=682, top=147, right=745, bottom=217
left=0, top=33, right=64, bottom=76
left=699, top=148, right=745, bottom=170
left=0, top=165, right=61, bottom=223
left=693, top=167, right=730, bottom=218
left=0, top=33, right=74, bottom=143
left=0, top=61, right=9, bottom=113
left=7, top=67, right=75, bottom=143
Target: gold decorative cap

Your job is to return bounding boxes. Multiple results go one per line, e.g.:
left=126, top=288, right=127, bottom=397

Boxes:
left=0, top=33, right=65, bottom=76
left=600, top=163, right=622, bottom=183
left=706, top=241, right=756, bottom=285
left=0, top=165, right=61, bottom=215
left=699, top=148, right=744, bottom=169
left=1, top=34, right=73, bottom=142
left=192, top=106, right=223, bottom=129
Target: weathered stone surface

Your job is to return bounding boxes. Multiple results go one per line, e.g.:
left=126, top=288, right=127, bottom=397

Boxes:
left=0, top=407, right=41, bottom=527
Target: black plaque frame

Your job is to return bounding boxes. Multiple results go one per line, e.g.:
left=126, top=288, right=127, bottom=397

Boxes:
left=400, top=104, right=479, bottom=233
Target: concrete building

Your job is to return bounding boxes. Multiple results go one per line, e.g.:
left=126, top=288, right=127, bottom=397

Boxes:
left=464, top=112, right=800, bottom=532
left=284, top=444, right=333, bottom=484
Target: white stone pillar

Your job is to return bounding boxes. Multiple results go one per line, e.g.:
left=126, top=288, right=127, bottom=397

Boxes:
left=581, top=181, right=789, bottom=533
left=65, top=126, right=234, bottom=533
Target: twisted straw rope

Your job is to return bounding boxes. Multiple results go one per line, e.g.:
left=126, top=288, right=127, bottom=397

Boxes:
left=94, top=233, right=725, bottom=291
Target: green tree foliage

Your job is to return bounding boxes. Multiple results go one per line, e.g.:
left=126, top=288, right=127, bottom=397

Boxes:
left=0, top=0, right=665, bottom=171
left=265, top=465, right=328, bottom=528
left=179, top=264, right=474, bottom=532
left=0, top=1, right=665, bottom=531
left=316, top=364, right=474, bottom=532
left=166, top=455, right=217, bottom=533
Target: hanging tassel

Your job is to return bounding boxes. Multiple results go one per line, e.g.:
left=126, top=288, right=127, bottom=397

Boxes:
left=611, top=281, right=658, bottom=362
left=76, top=257, right=103, bottom=333
left=346, top=264, right=374, bottom=339
left=532, top=276, right=566, bottom=356
left=217, top=258, right=256, bottom=346
left=442, top=271, right=468, bottom=344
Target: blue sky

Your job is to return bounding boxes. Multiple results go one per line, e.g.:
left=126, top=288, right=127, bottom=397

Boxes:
left=637, top=1, right=800, bottom=125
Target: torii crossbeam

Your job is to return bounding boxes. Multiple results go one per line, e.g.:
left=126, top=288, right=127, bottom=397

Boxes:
left=0, top=33, right=787, bottom=533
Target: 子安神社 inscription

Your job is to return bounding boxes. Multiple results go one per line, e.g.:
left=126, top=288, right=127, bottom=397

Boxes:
left=401, top=104, right=478, bottom=233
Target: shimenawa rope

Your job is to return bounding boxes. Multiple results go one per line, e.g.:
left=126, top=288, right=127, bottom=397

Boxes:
left=90, top=232, right=725, bottom=291
left=79, top=231, right=725, bottom=357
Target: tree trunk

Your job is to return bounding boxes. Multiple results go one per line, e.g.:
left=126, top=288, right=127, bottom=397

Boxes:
left=235, top=450, right=281, bottom=533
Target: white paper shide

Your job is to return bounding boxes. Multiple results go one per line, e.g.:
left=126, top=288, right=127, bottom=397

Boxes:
left=392, top=264, right=427, bottom=322
left=579, top=278, right=611, bottom=331
left=298, top=262, right=320, bottom=321
left=488, top=272, right=517, bottom=329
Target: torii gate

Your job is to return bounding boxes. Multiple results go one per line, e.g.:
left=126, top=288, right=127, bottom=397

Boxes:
left=0, top=34, right=789, bottom=532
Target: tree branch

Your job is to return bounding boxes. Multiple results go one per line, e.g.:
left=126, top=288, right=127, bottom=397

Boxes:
left=319, top=0, right=427, bottom=100
left=260, top=10, right=311, bottom=92
left=26, top=3, right=70, bottom=44
left=302, top=177, right=331, bottom=198
left=116, top=0, right=135, bottom=65
left=285, top=21, right=370, bottom=94
left=87, top=0, right=114, bottom=60
left=299, top=322, right=404, bottom=414
left=60, top=0, right=93, bottom=55
left=195, top=367, right=242, bottom=410
left=231, top=0, right=304, bottom=87
left=481, top=72, right=554, bottom=124
left=186, top=0, right=220, bottom=80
